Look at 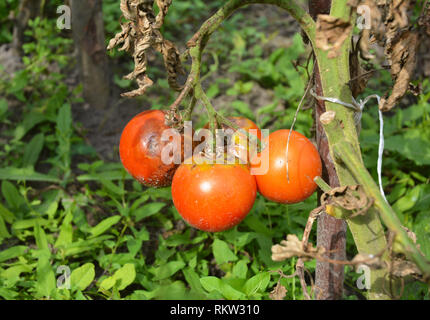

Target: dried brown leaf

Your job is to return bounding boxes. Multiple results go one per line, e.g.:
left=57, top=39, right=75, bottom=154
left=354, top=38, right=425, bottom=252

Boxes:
left=271, top=234, right=325, bottom=262
left=379, top=31, right=419, bottom=111
left=108, top=0, right=183, bottom=97
left=316, top=15, right=353, bottom=58
left=321, top=185, right=373, bottom=217
left=389, top=259, right=421, bottom=277
left=269, top=282, right=287, bottom=300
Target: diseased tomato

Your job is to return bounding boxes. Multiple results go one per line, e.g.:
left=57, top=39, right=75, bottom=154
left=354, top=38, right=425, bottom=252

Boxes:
left=171, top=156, right=257, bottom=232
left=203, top=116, right=262, bottom=163
left=251, top=129, right=322, bottom=204
left=119, top=109, right=189, bottom=187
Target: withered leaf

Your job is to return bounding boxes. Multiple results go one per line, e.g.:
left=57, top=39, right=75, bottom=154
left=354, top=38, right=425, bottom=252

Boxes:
left=379, top=31, right=419, bottom=111
left=316, top=15, right=353, bottom=58
left=269, top=282, right=287, bottom=300
left=108, top=0, right=183, bottom=97
left=389, top=259, right=421, bottom=277
left=272, top=234, right=325, bottom=262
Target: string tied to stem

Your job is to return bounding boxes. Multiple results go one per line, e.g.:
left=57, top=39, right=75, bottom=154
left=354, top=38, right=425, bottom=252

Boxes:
left=307, top=88, right=388, bottom=203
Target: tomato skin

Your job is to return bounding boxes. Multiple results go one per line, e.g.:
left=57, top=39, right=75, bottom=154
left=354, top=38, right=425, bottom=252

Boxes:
left=119, top=109, right=185, bottom=187
left=203, top=116, right=262, bottom=163
left=251, top=129, right=322, bottom=204
left=171, top=156, right=257, bottom=232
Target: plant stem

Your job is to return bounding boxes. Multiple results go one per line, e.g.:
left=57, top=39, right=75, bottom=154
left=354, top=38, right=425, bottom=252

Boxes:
left=334, top=141, right=430, bottom=279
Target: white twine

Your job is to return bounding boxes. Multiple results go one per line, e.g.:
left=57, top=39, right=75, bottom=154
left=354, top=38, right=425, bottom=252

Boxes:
left=309, top=89, right=388, bottom=203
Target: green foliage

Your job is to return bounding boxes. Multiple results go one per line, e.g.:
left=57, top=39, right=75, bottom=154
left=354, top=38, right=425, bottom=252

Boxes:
left=0, top=0, right=428, bottom=301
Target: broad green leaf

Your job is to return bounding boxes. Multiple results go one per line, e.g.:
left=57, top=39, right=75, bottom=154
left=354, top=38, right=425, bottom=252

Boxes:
left=12, top=218, right=50, bottom=230
left=200, top=276, right=245, bottom=300
left=99, top=178, right=124, bottom=196
left=182, top=267, right=206, bottom=296
left=1, top=180, right=25, bottom=211
left=0, top=264, right=34, bottom=280
left=0, top=168, right=60, bottom=182
left=22, top=133, right=44, bottom=168
left=56, top=104, right=72, bottom=135
left=70, top=263, right=95, bottom=291
left=14, top=112, right=46, bottom=141
left=0, top=203, right=15, bottom=224
left=55, top=211, right=73, bottom=247
left=393, top=185, right=421, bottom=213
left=35, top=249, right=56, bottom=298
left=232, top=260, right=248, bottom=279
left=151, top=261, right=185, bottom=281
left=243, top=272, right=270, bottom=296
left=0, top=288, right=18, bottom=300
left=100, top=263, right=136, bottom=291
left=134, top=202, right=166, bottom=222
left=0, top=215, right=10, bottom=239
left=59, top=235, right=113, bottom=257
left=0, top=246, right=27, bottom=263
left=212, top=239, right=238, bottom=265
left=90, top=215, right=121, bottom=237
left=0, top=99, right=7, bottom=120
left=34, top=221, right=49, bottom=251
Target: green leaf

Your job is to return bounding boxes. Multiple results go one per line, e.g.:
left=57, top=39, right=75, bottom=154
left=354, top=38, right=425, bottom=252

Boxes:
left=243, top=272, right=270, bottom=296
left=0, top=99, right=7, bottom=120
left=100, top=263, right=136, bottom=291
left=22, top=133, right=44, bottom=168
left=35, top=249, right=56, bottom=298
left=134, top=202, right=166, bottom=222
left=0, top=168, right=60, bottom=182
left=55, top=211, right=73, bottom=247
left=90, top=215, right=121, bottom=237
left=0, top=203, right=15, bottom=224
left=34, top=221, right=49, bottom=251
left=0, top=246, right=27, bottom=263
left=1, top=180, right=25, bottom=211
left=151, top=261, right=186, bottom=281
left=56, top=104, right=72, bottom=136
left=212, top=239, right=238, bottom=265
left=200, top=276, right=245, bottom=300
left=232, top=260, right=248, bottom=279
left=182, top=267, right=206, bottom=296
left=70, top=263, right=95, bottom=291
left=0, top=215, right=11, bottom=239
left=14, top=112, right=46, bottom=141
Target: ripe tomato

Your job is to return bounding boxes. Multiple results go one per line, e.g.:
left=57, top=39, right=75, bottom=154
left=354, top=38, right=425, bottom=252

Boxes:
left=251, top=129, right=322, bottom=204
left=171, top=156, right=257, bottom=232
left=203, top=116, right=262, bottom=163
left=119, top=109, right=188, bottom=187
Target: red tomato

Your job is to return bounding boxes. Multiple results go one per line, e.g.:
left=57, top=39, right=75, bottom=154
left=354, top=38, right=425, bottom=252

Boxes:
left=119, top=109, right=188, bottom=187
left=171, top=156, right=257, bottom=232
left=203, top=116, right=262, bottom=163
left=251, top=129, right=322, bottom=204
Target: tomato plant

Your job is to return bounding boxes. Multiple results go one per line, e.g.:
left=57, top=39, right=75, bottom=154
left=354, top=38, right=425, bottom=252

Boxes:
left=171, top=156, right=257, bottom=232
left=252, top=129, right=322, bottom=204
left=204, top=116, right=262, bottom=163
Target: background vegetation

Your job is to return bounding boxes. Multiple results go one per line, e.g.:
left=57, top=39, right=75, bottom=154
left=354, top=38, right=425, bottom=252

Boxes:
left=0, top=0, right=429, bottom=300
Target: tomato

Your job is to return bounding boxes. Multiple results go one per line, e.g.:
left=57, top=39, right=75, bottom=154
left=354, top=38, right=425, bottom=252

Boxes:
left=203, top=116, right=262, bottom=163
left=171, top=156, right=257, bottom=232
left=119, top=109, right=189, bottom=187
left=251, top=129, right=322, bottom=204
